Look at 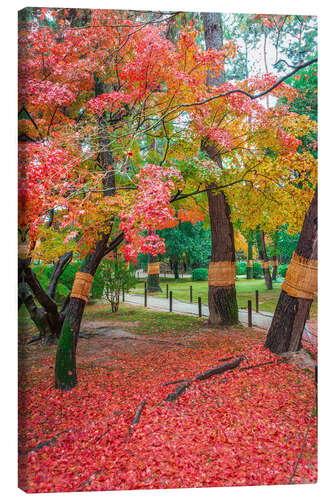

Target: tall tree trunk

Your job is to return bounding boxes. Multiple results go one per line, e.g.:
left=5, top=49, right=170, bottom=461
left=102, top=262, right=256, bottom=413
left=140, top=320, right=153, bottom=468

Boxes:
left=55, top=234, right=122, bottom=390
left=201, top=13, right=238, bottom=326
left=260, top=230, right=272, bottom=290
left=206, top=180, right=238, bottom=326
left=246, top=240, right=253, bottom=279
left=55, top=74, right=120, bottom=390
left=265, top=189, right=317, bottom=353
left=173, top=259, right=180, bottom=280
left=202, top=12, right=224, bottom=89
left=271, top=257, right=278, bottom=280
left=147, top=254, right=162, bottom=292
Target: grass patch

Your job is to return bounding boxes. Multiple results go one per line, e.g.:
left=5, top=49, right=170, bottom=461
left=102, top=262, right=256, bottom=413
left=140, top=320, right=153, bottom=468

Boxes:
left=130, top=277, right=317, bottom=318
left=84, top=303, right=206, bottom=336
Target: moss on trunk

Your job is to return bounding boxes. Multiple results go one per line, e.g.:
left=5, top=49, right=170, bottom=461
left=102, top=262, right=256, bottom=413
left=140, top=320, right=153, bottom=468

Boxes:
left=55, top=317, right=77, bottom=390
left=208, top=284, right=238, bottom=326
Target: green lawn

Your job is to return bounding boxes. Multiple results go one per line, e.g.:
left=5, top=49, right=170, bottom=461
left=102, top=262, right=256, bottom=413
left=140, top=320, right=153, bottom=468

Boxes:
left=131, top=277, right=317, bottom=319
left=84, top=303, right=206, bottom=336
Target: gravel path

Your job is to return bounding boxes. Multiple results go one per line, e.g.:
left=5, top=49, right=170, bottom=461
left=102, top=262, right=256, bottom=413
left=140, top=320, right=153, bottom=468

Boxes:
left=124, top=293, right=274, bottom=329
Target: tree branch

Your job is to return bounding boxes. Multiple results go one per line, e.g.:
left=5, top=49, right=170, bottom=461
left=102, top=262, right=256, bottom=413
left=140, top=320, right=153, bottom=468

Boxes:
left=140, top=58, right=318, bottom=135
left=103, top=232, right=125, bottom=257
left=23, top=266, right=59, bottom=314
left=47, top=251, right=73, bottom=299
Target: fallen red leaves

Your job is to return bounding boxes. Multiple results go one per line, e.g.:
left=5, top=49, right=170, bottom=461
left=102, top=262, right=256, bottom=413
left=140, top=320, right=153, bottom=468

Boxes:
left=18, top=325, right=317, bottom=493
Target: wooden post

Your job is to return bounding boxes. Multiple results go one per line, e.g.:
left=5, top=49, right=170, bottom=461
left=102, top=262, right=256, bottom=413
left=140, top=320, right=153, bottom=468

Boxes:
left=198, top=297, right=202, bottom=317
left=166, top=283, right=169, bottom=299
left=255, top=290, right=259, bottom=313
left=248, top=300, right=252, bottom=327
left=190, top=285, right=193, bottom=303
left=169, top=291, right=173, bottom=312
left=144, top=282, right=147, bottom=307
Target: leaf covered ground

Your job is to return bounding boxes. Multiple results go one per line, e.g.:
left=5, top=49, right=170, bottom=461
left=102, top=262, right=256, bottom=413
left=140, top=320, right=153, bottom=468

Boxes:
left=18, top=304, right=317, bottom=493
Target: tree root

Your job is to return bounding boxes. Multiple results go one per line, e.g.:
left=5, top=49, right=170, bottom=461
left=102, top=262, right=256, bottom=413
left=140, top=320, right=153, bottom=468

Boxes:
left=239, top=359, right=287, bottom=371
left=195, top=356, right=245, bottom=381
left=23, top=428, right=72, bottom=455
left=126, top=399, right=146, bottom=442
left=77, top=469, right=103, bottom=490
left=162, top=378, right=192, bottom=387
left=165, top=382, right=191, bottom=402
left=95, top=421, right=116, bottom=443
left=217, top=355, right=238, bottom=362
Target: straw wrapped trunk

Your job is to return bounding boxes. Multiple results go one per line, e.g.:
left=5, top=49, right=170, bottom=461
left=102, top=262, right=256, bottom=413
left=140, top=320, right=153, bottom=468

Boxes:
left=265, top=189, right=317, bottom=353
left=147, top=255, right=162, bottom=292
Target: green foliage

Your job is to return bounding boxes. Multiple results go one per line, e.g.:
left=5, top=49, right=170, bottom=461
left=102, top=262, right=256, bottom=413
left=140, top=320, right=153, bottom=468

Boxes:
left=276, top=228, right=299, bottom=264
left=192, top=268, right=208, bottom=281
left=277, top=264, right=289, bottom=278
left=158, top=221, right=211, bottom=270
left=236, top=262, right=247, bottom=275
left=100, top=259, right=137, bottom=312
left=253, top=262, right=263, bottom=278
left=33, top=260, right=105, bottom=302
left=32, top=264, right=70, bottom=303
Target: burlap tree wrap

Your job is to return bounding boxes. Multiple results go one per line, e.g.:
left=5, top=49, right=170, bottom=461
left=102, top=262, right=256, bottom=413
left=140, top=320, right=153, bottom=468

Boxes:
left=282, top=252, right=317, bottom=300
left=70, top=272, right=94, bottom=302
left=247, top=260, right=253, bottom=267
left=18, top=243, right=30, bottom=259
left=147, top=262, right=160, bottom=275
left=208, top=261, right=236, bottom=286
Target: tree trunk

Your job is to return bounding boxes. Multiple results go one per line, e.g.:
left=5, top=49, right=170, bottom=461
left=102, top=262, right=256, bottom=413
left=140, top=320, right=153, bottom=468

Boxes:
left=246, top=240, right=253, bottom=279
left=55, top=73, right=123, bottom=390
left=55, top=232, right=124, bottom=389
left=173, top=259, right=179, bottom=280
left=201, top=13, right=238, bottom=326
left=19, top=251, right=72, bottom=343
left=202, top=12, right=224, bottom=88
left=265, top=188, right=317, bottom=354
left=55, top=234, right=112, bottom=390
left=18, top=282, right=55, bottom=344
left=206, top=182, right=238, bottom=326
left=260, top=230, right=272, bottom=290
left=147, top=254, right=162, bottom=292
left=272, top=254, right=278, bottom=281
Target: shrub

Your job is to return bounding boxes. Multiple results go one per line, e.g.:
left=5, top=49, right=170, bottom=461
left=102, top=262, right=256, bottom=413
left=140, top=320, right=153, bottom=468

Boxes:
left=278, top=264, right=289, bottom=278
left=100, top=259, right=137, bottom=312
left=192, top=268, right=208, bottom=281
left=253, top=262, right=263, bottom=278
left=236, top=262, right=247, bottom=275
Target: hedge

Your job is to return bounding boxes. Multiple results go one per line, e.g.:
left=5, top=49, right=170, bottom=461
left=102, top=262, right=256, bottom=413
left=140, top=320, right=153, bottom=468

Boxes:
left=277, top=264, right=289, bottom=278
left=192, top=268, right=208, bottom=281
left=236, top=262, right=247, bottom=275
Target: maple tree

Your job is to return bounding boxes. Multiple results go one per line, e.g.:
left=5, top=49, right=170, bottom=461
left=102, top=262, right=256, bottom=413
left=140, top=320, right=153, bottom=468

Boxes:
left=18, top=8, right=317, bottom=391
left=17, top=8, right=318, bottom=495
left=177, top=13, right=317, bottom=324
